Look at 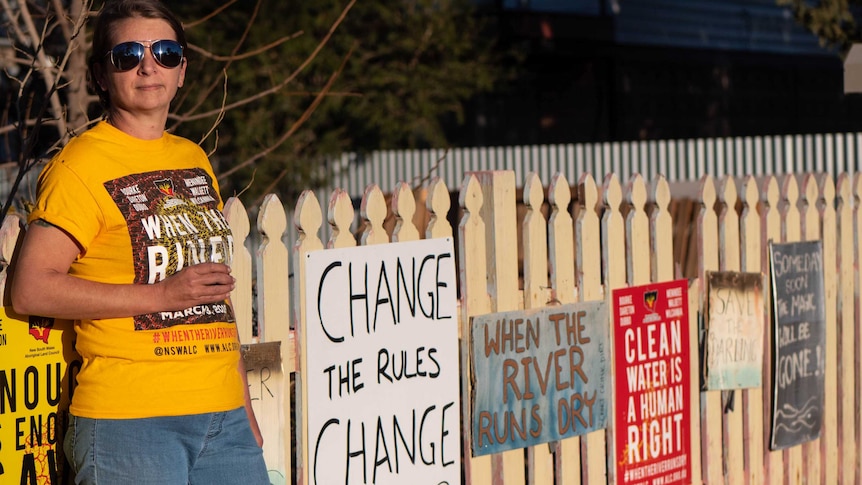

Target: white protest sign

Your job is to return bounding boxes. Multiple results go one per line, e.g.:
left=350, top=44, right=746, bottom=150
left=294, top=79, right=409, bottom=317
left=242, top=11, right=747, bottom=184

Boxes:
left=303, top=237, right=460, bottom=485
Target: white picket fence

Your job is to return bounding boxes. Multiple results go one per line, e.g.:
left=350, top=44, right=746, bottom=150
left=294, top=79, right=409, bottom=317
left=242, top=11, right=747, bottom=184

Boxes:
left=215, top=168, right=860, bottom=485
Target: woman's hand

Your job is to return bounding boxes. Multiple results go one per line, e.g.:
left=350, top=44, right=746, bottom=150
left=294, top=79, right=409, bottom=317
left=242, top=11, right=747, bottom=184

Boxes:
left=156, top=262, right=235, bottom=311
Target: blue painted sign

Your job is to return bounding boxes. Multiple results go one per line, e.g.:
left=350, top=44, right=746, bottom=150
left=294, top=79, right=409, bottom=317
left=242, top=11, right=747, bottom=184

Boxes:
left=470, top=301, right=609, bottom=456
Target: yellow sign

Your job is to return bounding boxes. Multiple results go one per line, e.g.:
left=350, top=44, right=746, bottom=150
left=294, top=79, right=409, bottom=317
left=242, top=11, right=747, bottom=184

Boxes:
left=0, top=308, right=79, bottom=485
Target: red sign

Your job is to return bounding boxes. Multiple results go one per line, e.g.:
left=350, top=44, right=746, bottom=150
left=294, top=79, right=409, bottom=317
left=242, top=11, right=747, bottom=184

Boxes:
left=613, top=279, right=692, bottom=485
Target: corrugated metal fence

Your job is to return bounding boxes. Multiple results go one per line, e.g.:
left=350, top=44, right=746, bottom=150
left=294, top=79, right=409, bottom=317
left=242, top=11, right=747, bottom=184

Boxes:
left=329, top=134, right=860, bottom=200
left=2, top=132, right=859, bottom=239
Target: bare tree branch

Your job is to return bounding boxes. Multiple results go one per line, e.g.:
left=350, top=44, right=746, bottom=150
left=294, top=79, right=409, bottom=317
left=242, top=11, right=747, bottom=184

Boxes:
left=200, top=69, right=229, bottom=149
left=182, top=0, right=239, bottom=30
left=172, top=0, right=357, bottom=125
left=187, top=32, right=302, bottom=62
left=218, top=41, right=356, bottom=180
left=3, top=0, right=68, bottom=136
left=0, top=0, right=93, bottom=220
left=170, top=0, right=266, bottom=133
left=51, top=0, right=74, bottom=40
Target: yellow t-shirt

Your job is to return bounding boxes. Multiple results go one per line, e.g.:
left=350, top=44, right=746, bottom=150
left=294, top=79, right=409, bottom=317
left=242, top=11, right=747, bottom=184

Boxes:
left=29, top=121, right=244, bottom=419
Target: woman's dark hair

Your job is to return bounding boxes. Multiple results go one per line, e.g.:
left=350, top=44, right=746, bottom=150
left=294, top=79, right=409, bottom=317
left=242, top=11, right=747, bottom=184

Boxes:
left=87, top=0, right=187, bottom=110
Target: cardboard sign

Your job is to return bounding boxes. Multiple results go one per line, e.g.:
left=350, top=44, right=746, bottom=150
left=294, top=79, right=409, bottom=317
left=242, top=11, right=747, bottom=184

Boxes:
left=703, top=271, right=764, bottom=390
left=0, top=310, right=80, bottom=485
left=470, top=301, right=609, bottom=456
left=612, top=279, right=692, bottom=485
left=768, top=240, right=825, bottom=450
left=303, top=238, right=460, bottom=485
left=241, top=341, right=288, bottom=485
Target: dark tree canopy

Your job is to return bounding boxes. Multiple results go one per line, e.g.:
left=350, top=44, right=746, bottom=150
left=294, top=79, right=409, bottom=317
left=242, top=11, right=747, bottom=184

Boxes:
left=173, top=0, right=509, bottom=206
left=0, top=0, right=511, bottom=218
left=777, top=0, right=862, bottom=57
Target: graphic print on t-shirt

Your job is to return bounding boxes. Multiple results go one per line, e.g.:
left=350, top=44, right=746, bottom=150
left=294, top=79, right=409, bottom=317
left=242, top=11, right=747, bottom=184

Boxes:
left=104, top=168, right=236, bottom=330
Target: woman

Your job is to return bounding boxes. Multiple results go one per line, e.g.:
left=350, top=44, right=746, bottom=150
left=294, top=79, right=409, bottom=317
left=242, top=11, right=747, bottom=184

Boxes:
left=10, top=1, right=270, bottom=483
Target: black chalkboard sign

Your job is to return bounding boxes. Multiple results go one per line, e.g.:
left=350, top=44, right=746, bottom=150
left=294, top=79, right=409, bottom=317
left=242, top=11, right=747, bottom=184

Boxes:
left=768, top=240, right=826, bottom=450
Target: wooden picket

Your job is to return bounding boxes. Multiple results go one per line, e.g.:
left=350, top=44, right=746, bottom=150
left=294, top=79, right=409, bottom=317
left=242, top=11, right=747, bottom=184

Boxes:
left=523, top=173, right=555, bottom=485
left=836, top=174, right=857, bottom=485
left=718, top=177, right=743, bottom=485
left=760, top=175, right=783, bottom=485
left=6, top=165, right=862, bottom=485
left=575, top=173, right=607, bottom=485
left=739, top=175, right=764, bottom=485
left=696, top=176, right=722, bottom=485
left=816, top=175, right=837, bottom=485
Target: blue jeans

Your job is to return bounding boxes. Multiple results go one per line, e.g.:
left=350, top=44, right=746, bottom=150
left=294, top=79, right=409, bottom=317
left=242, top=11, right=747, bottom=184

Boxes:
left=64, top=408, right=270, bottom=485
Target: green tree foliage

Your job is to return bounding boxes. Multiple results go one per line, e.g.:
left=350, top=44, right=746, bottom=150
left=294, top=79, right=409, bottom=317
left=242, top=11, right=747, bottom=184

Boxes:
left=777, top=0, right=862, bottom=57
left=173, top=0, right=508, bottom=206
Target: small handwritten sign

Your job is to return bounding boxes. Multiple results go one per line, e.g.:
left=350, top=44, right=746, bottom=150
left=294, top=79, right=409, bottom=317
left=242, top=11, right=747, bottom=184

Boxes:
left=768, top=240, right=825, bottom=450
left=704, top=271, right=764, bottom=390
left=613, top=279, right=692, bottom=485
left=303, top=238, right=460, bottom=485
left=469, top=301, right=609, bottom=456
left=241, top=341, right=287, bottom=485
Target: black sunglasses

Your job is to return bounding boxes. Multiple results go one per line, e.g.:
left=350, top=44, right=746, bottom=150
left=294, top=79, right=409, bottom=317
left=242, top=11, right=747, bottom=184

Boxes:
left=105, top=40, right=184, bottom=72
